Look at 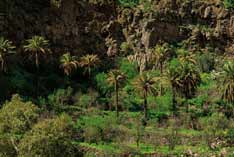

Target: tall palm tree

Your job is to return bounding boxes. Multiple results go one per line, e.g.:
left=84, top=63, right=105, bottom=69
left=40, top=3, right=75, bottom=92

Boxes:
left=153, top=43, right=171, bottom=95
left=23, top=36, right=50, bottom=97
left=168, top=61, right=201, bottom=112
left=23, top=36, right=49, bottom=68
left=107, top=70, right=126, bottom=117
left=79, top=54, right=100, bottom=79
left=222, top=61, right=234, bottom=103
left=133, top=73, right=157, bottom=120
left=60, top=53, right=79, bottom=76
left=0, top=37, right=15, bottom=72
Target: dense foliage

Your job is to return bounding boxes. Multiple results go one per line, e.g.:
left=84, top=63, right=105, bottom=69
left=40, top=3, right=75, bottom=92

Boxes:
left=1, top=0, right=234, bottom=156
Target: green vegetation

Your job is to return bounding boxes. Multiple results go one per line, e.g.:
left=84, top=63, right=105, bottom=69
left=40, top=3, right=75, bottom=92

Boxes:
left=224, top=0, right=234, bottom=9
left=1, top=0, right=234, bottom=156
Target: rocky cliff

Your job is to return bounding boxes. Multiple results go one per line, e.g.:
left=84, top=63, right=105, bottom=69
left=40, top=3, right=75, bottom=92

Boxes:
left=4, top=0, right=234, bottom=56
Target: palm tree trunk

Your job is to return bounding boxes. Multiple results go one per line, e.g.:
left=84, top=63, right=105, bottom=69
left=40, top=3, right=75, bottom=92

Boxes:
left=112, top=0, right=117, bottom=17
left=186, top=99, right=189, bottom=113
left=143, top=90, right=148, bottom=120
left=88, top=66, right=92, bottom=86
left=1, top=59, right=4, bottom=72
left=115, top=82, right=119, bottom=117
left=172, top=88, right=177, bottom=115
left=35, top=53, right=39, bottom=98
left=159, top=63, right=163, bottom=96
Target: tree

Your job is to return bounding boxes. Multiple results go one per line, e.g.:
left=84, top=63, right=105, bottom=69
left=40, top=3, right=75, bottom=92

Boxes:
left=0, top=94, right=39, bottom=156
left=79, top=54, right=100, bottom=79
left=60, top=53, right=79, bottom=76
left=18, top=114, right=79, bottom=157
left=153, top=42, right=172, bottom=95
left=133, top=73, right=157, bottom=120
left=23, top=36, right=50, bottom=97
left=177, top=48, right=196, bottom=65
left=0, top=37, right=15, bottom=72
left=222, top=61, right=234, bottom=103
left=23, top=36, right=50, bottom=68
left=168, top=60, right=201, bottom=112
left=107, top=70, right=126, bottom=117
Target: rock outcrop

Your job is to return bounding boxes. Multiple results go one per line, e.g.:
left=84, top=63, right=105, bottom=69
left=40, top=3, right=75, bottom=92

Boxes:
left=4, top=0, right=234, bottom=56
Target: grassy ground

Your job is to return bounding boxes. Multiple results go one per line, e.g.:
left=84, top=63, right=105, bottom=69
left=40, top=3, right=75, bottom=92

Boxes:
left=74, top=110, right=234, bottom=156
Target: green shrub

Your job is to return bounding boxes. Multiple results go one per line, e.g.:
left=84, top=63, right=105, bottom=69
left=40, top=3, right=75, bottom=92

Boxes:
left=226, top=128, right=234, bottom=145
left=76, top=114, right=116, bottom=143
left=197, top=53, right=215, bottom=72
left=118, top=0, right=139, bottom=7
left=78, top=94, right=92, bottom=108
left=18, top=114, right=79, bottom=157
left=224, top=0, right=234, bottom=9
left=0, top=94, right=39, bottom=156
left=121, top=84, right=142, bottom=111
left=96, top=72, right=112, bottom=95
left=120, top=42, right=132, bottom=55
left=199, top=113, right=229, bottom=148
left=47, top=87, right=74, bottom=112
left=155, top=93, right=172, bottom=113
left=0, top=94, right=39, bottom=134
left=119, top=58, right=138, bottom=79
left=199, top=113, right=229, bottom=132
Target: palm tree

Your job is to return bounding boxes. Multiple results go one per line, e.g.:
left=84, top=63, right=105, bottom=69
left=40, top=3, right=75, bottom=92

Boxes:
left=168, top=61, right=201, bottom=112
left=107, top=70, right=126, bottom=117
left=153, top=43, right=171, bottom=95
left=177, top=48, right=196, bottom=65
left=23, top=36, right=49, bottom=68
left=60, top=53, right=79, bottom=76
left=79, top=54, right=100, bottom=79
left=222, top=61, right=234, bottom=103
left=0, top=37, right=15, bottom=72
left=133, top=73, right=157, bottom=120
left=23, top=36, right=50, bottom=97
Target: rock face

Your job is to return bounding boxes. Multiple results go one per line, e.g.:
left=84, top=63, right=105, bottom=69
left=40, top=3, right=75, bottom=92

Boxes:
left=4, top=0, right=234, bottom=55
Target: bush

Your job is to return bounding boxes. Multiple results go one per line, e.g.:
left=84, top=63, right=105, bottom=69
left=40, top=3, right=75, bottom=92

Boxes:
left=76, top=114, right=116, bottom=143
left=47, top=87, right=74, bottom=112
left=18, top=114, right=79, bottom=157
left=118, top=0, right=139, bottom=7
left=0, top=94, right=39, bottom=156
left=119, top=58, right=138, bottom=79
left=76, top=113, right=132, bottom=143
left=197, top=53, right=215, bottom=72
left=121, top=84, right=142, bottom=111
left=226, top=128, right=234, bottom=145
left=199, top=113, right=229, bottom=149
left=224, top=0, right=234, bottom=9
left=0, top=94, right=39, bottom=134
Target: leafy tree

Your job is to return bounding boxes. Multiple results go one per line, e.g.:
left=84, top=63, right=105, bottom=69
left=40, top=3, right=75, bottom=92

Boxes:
left=0, top=95, right=39, bottom=156
left=0, top=94, right=39, bottom=135
left=107, top=70, right=126, bottom=117
left=79, top=54, right=100, bottom=79
left=0, top=37, right=15, bottom=72
left=60, top=53, right=79, bottom=76
left=133, top=73, right=157, bottom=120
left=222, top=61, right=234, bottom=103
left=18, top=114, right=79, bottom=157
